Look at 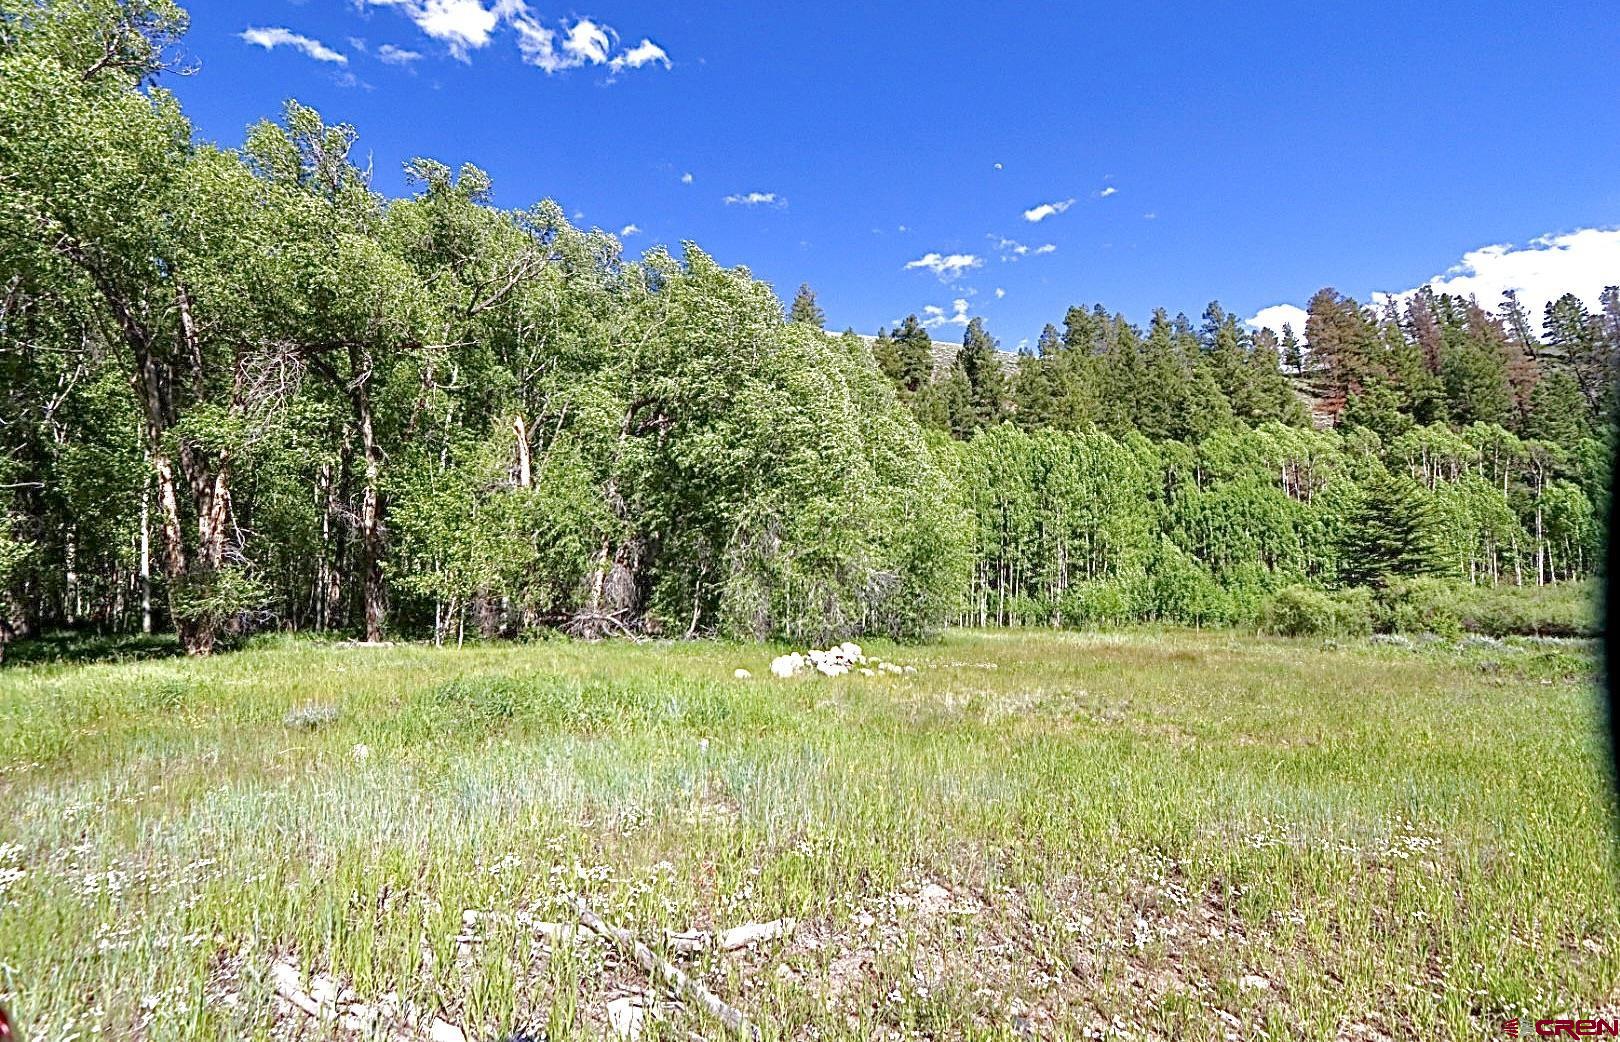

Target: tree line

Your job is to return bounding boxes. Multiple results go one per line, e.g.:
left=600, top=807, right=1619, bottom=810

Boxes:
left=1, top=1, right=1613, bottom=656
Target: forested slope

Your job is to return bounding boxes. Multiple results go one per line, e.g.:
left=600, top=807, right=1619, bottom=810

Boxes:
left=1, top=1, right=1613, bottom=655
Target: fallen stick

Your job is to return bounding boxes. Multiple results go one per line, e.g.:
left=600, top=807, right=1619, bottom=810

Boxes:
left=573, top=898, right=761, bottom=1041
left=717, top=919, right=795, bottom=952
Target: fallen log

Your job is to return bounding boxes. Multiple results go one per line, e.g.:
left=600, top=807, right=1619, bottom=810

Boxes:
left=572, top=898, right=760, bottom=1041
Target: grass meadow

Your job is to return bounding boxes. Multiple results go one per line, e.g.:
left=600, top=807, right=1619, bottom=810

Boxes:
left=0, top=630, right=1614, bottom=1040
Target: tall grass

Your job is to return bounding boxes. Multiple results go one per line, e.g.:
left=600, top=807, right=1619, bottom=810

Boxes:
left=0, top=631, right=1613, bottom=1040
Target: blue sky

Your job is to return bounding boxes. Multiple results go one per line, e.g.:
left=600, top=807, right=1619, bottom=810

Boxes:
left=179, top=1, right=1620, bottom=348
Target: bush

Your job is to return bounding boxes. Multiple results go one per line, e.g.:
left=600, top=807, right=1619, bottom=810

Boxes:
left=1449, top=580, right=1597, bottom=637
left=1374, top=577, right=1462, bottom=638
left=1260, top=585, right=1373, bottom=638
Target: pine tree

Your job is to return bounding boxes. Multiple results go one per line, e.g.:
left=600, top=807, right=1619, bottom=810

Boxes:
left=1544, top=293, right=1609, bottom=418
left=1439, top=299, right=1514, bottom=427
left=1306, top=288, right=1382, bottom=402
left=1336, top=470, right=1443, bottom=587
left=788, top=283, right=825, bottom=328
left=1525, top=370, right=1593, bottom=447
left=1340, top=375, right=1413, bottom=444
left=871, top=328, right=901, bottom=384
left=891, top=315, right=935, bottom=395
left=958, top=318, right=1007, bottom=430
left=937, top=364, right=976, bottom=439
left=1280, top=324, right=1303, bottom=372
left=1377, top=302, right=1446, bottom=425
left=1137, top=310, right=1190, bottom=439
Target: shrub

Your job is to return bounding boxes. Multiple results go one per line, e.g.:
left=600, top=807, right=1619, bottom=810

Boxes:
left=1260, top=585, right=1373, bottom=638
left=1374, top=577, right=1463, bottom=638
left=1450, top=580, right=1597, bottom=637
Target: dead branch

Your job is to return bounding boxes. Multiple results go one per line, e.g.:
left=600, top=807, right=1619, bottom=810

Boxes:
left=572, top=898, right=760, bottom=1041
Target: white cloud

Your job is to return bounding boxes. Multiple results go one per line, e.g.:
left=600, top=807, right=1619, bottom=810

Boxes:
left=1098, top=186, right=1118, bottom=198
left=1245, top=304, right=1309, bottom=340
left=1370, top=227, right=1620, bottom=333
left=994, top=287, right=1006, bottom=299
left=921, top=299, right=972, bottom=329
left=990, top=235, right=1055, bottom=261
left=1143, top=212, right=1157, bottom=220
left=724, top=192, right=783, bottom=207
left=371, top=0, right=497, bottom=59
left=620, top=223, right=641, bottom=237
left=240, top=27, right=348, bottom=64
left=905, top=253, right=983, bottom=280
left=610, top=38, right=670, bottom=72
left=357, top=1, right=668, bottom=72
left=680, top=172, right=694, bottom=184
left=376, top=42, right=422, bottom=64
left=1246, top=227, right=1620, bottom=343
left=1023, top=198, right=1075, bottom=223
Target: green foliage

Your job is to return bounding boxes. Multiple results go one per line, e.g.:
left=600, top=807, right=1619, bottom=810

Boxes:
left=0, top=0, right=1614, bottom=653
left=1372, top=577, right=1463, bottom=638
left=788, top=282, right=826, bottom=328
left=1260, top=584, right=1374, bottom=638
left=1335, top=470, right=1444, bottom=587
left=1448, top=579, right=1598, bottom=637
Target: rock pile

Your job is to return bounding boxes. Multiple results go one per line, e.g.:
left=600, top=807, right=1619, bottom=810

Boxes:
left=767, top=642, right=915, bottom=679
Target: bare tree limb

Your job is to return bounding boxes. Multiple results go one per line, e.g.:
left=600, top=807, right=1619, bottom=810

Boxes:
left=572, top=898, right=761, bottom=1041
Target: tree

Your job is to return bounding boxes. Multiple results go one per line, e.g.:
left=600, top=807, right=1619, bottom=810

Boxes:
left=890, top=315, right=934, bottom=396
left=1281, top=324, right=1303, bottom=373
left=957, top=318, right=1007, bottom=430
left=1544, top=293, right=1609, bottom=418
left=0, top=0, right=277, bottom=653
left=788, top=282, right=825, bottom=328
left=1306, top=288, right=1382, bottom=408
left=1336, top=470, right=1443, bottom=587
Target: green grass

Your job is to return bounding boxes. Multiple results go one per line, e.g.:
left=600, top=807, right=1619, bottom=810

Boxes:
left=0, top=630, right=1614, bottom=1040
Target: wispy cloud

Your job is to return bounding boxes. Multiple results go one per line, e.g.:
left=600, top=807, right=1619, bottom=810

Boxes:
left=620, top=223, right=641, bottom=237
left=1097, top=186, right=1118, bottom=198
left=994, top=287, right=1006, bottom=299
left=724, top=191, right=783, bottom=207
left=921, top=299, right=972, bottom=328
left=680, top=172, right=694, bottom=184
left=354, top=1, right=669, bottom=74
left=1022, top=198, right=1075, bottom=223
left=905, top=253, right=983, bottom=280
left=376, top=42, right=422, bottom=64
left=240, top=27, right=348, bottom=64
left=990, top=235, right=1055, bottom=260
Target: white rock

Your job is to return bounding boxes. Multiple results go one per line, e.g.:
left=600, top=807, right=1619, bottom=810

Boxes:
left=1238, top=974, right=1271, bottom=991
left=859, top=668, right=875, bottom=677
left=815, top=661, right=848, bottom=677
left=733, top=668, right=752, bottom=679
left=839, top=642, right=863, bottom=661
left=769, top=654, right=802, bottom=678
left=606, top=996, right=649, bottom=1039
